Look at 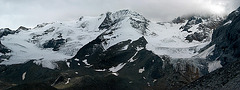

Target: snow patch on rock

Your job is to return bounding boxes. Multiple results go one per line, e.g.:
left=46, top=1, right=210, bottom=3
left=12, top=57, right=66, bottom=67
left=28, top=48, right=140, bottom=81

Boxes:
left=223, top=20, right=232, bottom=25
left=112, top=72, right=119, bottom=76
left=208, top=60, right=222, bottom=72
left=109, top=63, right=126, bottom=72
left=95, top=69, right=106, bottom=72
left=139, top=67, right=145, bottom=73
left=22, top=72, right=27, bottom=80
left=66, top=62, right=70, bottom=68
left=83, top=59, right=91, bottom=66
left=65, top=78, right=71, bottom=84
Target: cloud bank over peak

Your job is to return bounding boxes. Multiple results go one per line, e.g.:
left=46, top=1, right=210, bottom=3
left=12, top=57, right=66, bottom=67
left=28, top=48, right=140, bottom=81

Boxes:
left=0, top=0, right=239, bottom=29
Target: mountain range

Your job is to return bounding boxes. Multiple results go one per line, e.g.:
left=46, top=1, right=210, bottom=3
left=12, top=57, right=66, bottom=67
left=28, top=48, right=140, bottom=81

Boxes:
left=0, top=7, right=239, bottom=90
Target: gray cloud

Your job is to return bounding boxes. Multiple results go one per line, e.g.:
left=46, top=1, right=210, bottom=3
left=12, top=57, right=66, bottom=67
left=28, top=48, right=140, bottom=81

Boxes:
left=0, top=0, right=239, bottom=29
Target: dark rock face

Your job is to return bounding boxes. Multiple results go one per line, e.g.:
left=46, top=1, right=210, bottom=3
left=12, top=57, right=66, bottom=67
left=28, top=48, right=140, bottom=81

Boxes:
left=0, top=41, right=11, bottom=63
left=33, top=23, right=50, bottom=29
left=30, top=27, right=66, bottom=50
left=130, top=17, right=149, bottom=35
left=0, top=41, right=11, bottom=62
left=7, top=83, right=57, bottom=90
left=42, top=29, right=66, bottom=51
left=54, top=75, right=140, bottom=90
left=99, top=12, right=113, bottom=30
left=73, top=36, right=148, bottom=69
left=0, top=58, right=203, bottom=90
left=70, top=36, right=203, bottom=89
left=180, top=16, right=203, bottom=32
left=177, top=15, right=222, bottom=42
left=185, top=32, right=207, bottom=42
left=181, top=58, right=240, bottom=90
left=185, top=21, right=222, bottom=42
left=0, top=28, right=15, bottom=38
left=0, top=41, right=11, bottom=54
left=0, top=80, right=14, bottom=90
left=73, top=35, right=104, bottom=62
left=209, top=7, right=240, bottom=66
left=119, top=49, right=164, bottom=81
left=172, top=17, right=185, bottom=24
left=0, top=60, right=59, bottom=84
left=43, top=38, right=66, bottom=51
left=16, top=26, right=30, bottom=31
left=0, top=28, right=13, bottom=62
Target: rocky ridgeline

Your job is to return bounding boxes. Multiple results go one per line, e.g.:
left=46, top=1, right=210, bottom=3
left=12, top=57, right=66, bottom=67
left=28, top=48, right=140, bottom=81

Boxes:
left=173, top=15, right=223, bottom=42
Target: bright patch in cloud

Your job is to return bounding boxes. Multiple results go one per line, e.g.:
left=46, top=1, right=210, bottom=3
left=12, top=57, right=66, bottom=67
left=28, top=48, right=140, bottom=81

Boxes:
left=210, top=4, right=225, bottom=15
left=207, top=1, right=226, bottom=15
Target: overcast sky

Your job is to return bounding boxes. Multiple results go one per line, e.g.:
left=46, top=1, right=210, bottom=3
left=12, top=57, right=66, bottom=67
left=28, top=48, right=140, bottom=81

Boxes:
left=0, top=0, right=239, bottom=29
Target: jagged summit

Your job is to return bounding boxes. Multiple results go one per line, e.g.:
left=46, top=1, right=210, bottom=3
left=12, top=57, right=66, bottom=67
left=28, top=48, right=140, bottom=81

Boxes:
left=97, top=10, right=151, bottom=50
left=112, top=9, right=149, bottom=21
left=105, top=9, right=149, bottom=22
left=17, top=26, right=30, bottom=31
left=99, top=9, right=149, bottom=33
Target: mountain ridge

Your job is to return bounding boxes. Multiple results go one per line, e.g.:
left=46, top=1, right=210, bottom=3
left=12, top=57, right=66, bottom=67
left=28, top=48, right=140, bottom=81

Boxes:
left=0, top=9, right=235, bottom=90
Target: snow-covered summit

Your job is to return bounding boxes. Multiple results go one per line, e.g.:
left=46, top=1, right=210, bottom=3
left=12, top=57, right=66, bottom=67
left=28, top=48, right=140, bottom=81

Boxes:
left=112, top=9, right=149, bottom=23
left=106, top=9, right=149, bottom=23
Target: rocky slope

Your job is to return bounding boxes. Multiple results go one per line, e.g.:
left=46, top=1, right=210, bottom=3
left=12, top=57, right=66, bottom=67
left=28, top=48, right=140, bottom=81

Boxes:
left=181, top=59, right=240, bottom=90
left=208, top=7, right=240, bottom=65
left=181, top=7, right=240, bottom=90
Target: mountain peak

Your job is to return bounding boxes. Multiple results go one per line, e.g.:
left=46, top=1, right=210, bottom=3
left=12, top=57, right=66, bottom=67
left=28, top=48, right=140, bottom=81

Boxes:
left=98, top=10, right=150, bottom=49
left=17, top=26, right=30, bottom=31
left=100, top=9, right=149, bottom=23
left=112, top=9, right=149, bottom=22
left=98, top=9, right=149, bottom=33
left=112, top=9, right=142, bottom=17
